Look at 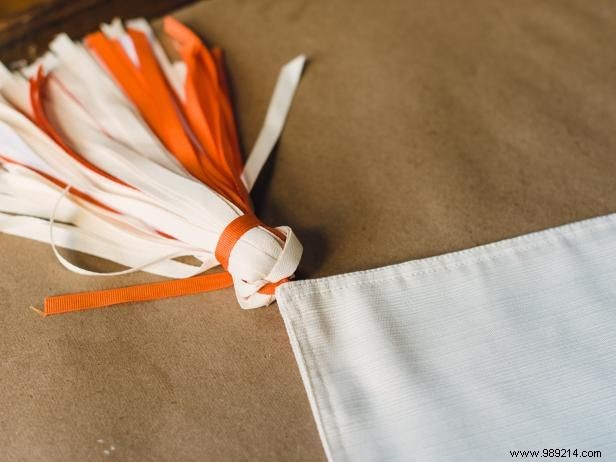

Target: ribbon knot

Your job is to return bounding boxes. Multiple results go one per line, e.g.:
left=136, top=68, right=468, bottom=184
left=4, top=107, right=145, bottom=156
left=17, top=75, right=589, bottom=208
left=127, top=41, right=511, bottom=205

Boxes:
left=216, top=214, right=303, bottom=309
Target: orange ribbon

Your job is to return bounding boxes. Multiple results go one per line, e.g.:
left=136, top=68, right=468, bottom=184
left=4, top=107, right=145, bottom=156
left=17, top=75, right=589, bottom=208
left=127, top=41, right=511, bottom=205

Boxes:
left=38, top=215, right=287, bottom=316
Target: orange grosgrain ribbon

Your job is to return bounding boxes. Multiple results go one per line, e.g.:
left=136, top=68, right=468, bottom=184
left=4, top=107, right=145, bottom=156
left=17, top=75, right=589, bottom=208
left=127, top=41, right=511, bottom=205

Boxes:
left=39, top=215, right=286, bottom=316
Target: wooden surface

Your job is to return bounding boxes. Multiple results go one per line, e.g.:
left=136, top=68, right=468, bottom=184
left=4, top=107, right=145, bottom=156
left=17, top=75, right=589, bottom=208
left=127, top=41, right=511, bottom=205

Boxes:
left=0, top=0, right=195, bottom=64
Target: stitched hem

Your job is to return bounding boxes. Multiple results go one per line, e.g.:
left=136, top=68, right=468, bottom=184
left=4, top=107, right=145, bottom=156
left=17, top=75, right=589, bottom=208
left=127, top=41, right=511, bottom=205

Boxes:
left=277, top=291, right=338, bottom=462
left=279, top=212, right=616, bottom=300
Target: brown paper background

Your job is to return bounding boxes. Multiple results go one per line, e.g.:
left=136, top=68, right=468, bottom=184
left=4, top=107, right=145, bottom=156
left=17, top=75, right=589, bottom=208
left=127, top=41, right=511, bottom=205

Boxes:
left=3, top=0, right=616, bottom=460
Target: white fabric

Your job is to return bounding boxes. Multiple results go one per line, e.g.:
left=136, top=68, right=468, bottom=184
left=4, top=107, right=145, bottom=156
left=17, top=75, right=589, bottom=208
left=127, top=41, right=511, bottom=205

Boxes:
left=277, top=214, right=616, bottom=461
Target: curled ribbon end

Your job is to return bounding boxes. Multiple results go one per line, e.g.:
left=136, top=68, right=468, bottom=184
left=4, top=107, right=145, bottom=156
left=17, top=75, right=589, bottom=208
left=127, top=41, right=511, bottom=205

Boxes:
left=29, top=305, right=48, bottom=318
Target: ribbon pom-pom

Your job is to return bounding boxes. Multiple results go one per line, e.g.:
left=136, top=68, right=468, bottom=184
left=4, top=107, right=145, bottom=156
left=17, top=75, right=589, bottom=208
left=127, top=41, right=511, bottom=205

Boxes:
left=0, top=17, right=305, bottom=315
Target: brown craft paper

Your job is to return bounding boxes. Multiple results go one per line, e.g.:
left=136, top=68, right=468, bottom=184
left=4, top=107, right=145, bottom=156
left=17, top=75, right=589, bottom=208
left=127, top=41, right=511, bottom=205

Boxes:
left=3, top=0, right=616, bottom=460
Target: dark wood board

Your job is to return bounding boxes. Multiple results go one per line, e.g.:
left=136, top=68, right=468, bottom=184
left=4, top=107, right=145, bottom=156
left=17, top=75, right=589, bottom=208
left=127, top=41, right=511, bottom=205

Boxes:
left=0, top=0, right=195, bottom=64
